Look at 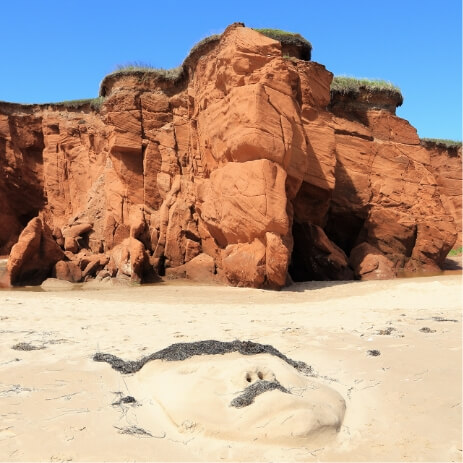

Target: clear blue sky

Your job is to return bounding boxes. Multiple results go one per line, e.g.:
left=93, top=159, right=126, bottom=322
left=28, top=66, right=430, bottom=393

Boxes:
left=1, top=0, right=461, bottom=140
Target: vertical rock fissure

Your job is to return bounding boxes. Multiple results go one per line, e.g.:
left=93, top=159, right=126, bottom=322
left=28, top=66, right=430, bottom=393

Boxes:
left=138, top=92, right=147, bottom=209
left=263, top=86, right=287, bottom=161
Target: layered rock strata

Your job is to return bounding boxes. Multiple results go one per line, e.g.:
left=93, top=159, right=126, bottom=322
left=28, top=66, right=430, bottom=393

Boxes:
left=0, top=23, right=460, bottom=288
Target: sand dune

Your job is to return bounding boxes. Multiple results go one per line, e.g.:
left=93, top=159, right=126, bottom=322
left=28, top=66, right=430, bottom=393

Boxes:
left=0, top=275, right=461, bottom=461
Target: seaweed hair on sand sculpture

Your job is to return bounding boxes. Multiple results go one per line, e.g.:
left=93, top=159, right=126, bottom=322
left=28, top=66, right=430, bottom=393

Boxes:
left=94, top=339, right=313, bottom=375
left=94, top=340, right=347, bottom=443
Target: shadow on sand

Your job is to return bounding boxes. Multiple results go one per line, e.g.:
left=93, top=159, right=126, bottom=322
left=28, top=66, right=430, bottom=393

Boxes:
left=284, top=279, right=356, bottom=293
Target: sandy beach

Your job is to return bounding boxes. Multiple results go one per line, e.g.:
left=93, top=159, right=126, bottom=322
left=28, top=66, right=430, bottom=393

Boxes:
left=0, top=274, right=461, bottom=462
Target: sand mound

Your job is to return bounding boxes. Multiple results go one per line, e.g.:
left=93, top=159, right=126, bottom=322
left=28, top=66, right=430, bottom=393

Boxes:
left=96, top=342, right=346, bottom=445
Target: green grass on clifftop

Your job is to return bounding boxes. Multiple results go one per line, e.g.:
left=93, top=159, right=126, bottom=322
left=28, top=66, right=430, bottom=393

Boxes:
left=108, top=62, right=183, bottom=81
left=54, top=97, right=105, bottom=110
left=253, top=28, right=311, bottom=46
left=187, top=34, right=222, bottom=57
left=254, top=28, right=312, bottom=59
left=331, top=76, right=403, bottom=106
left=420, top=138, right=462, bottom=149
left=331, top=76, right=402, bottom=95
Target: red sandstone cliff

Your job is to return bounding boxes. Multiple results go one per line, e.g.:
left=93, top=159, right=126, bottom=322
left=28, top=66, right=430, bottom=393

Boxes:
left=0, top=24, right=460, bottom=288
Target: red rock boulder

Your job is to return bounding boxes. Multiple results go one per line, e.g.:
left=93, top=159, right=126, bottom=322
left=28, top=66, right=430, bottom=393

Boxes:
left=53, top=260, right=83, bottom=283
left=7, top=217, right=65, bottom=285
left=349, top=242, right=395, bottom=280
left=108, top=237, right=149, bottom=283
left=166, top=253, right=216, bottom=282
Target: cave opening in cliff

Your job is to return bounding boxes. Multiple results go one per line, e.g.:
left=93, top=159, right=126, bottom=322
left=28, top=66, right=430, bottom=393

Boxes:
left=324, top=211, right=366, bottom=255
left=288, top=222, right=317, bottom=282
left=288, top=221, right=340, bottom=282
left=288, top=220, right=358, bottom=282
left=157, top=255, right=166, bottom=277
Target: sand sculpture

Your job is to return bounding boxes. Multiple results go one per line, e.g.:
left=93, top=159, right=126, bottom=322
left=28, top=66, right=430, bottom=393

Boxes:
left=94, top=340, right=346, bottom=443
left=0, top=23, right=461, bottom=288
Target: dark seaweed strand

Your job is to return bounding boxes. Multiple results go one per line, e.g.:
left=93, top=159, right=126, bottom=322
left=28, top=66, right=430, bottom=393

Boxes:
left=93, top=340, right=313, bottom=375
left=230, top=380, right=290, bottom=408
left=112, top=395, right=137, bottom=406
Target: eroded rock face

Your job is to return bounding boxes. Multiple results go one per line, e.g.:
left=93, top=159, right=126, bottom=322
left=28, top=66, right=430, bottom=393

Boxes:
left=426, top=142, right=462, bottom=247
left=1, top=23, right=460, bottom=287
left=327, top=97, right=459, bottom=274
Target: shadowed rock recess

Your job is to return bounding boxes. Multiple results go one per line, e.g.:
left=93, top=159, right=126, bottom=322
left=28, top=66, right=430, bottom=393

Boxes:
left=1, top=23, right=461, bottom=288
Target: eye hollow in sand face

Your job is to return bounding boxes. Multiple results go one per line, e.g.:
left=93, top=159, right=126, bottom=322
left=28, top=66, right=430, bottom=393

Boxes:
left=243, top=366, right=274, bottom=386
left=125, top=351, right=346, bottom=445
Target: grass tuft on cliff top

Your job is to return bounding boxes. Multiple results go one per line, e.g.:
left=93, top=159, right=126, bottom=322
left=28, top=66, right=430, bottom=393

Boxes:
left=331, top=76, right=402, bottom=95
left=187, top=34, right=222, bottom=58
left=106, top=62, right=184, bottom=81
left=331, top=76, right=404, bottom=106
left=420, top=138, right=462, bottom=149
left=254, top=28, right=312, bottom=60
left=253, top=28, right=311, bottom=46
left=56, top=97, right=105, bottom=110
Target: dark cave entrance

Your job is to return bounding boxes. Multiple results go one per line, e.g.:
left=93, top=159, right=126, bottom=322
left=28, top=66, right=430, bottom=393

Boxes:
left=288, top=218, right=360, bottom=282
left=324, top=211, right=366, bottom=256
left=288, top=221, right=347, bottom=282
left=288, top=222, right=319, bottom=282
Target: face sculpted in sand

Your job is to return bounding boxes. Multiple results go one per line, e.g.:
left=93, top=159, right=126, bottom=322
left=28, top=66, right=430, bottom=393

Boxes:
left=94, top=340, right=346, bottom=444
